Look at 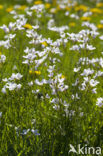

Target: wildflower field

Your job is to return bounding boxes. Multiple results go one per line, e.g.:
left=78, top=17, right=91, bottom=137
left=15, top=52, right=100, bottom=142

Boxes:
left=1, top=0, right=103, bottom=155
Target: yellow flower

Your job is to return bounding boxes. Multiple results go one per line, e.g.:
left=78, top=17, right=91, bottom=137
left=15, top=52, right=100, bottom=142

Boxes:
left=0, top=5, right=3, bottom=9
left=34, top=1, right=42, bottom=5
left=17, top=5, right=27, bottom=10
left=24, top=24, right=32, bottom=29
left=75, top=5, right=88, bottom=12
left=81, top=16, right=91, bottom=21
left=6, top=7, right=13, bottom=12
left=56, top=5, right=61, bottom=11
left=34, top=71, right=41, bottom=75
left=45, top=3, right=51, bottom=9
left=29, top=70, right=33, bottom=75
left=97, top=24, right=103, bottom=29
left=61, top=75, right=65, bottom=79
left=90, top=8, right=102, bottom=14
left=29, top=70, right=41, bottom=75
left=41, top=41, right=48, bottom=47
left=69, top=22, right=76, bottom=27
left=65, top=6, right=71, bottom=11
left=96, top=3, right=103, bottom=7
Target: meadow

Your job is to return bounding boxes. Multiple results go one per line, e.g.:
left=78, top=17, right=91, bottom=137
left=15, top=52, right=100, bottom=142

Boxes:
left=0, top=0, right=103, bottom=155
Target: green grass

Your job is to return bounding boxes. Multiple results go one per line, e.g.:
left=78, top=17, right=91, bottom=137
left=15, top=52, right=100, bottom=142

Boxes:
left=0, top=0, right=103, bottom=155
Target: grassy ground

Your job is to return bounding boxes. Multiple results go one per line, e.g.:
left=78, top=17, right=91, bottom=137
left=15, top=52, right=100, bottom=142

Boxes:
left=0, top=0, right=103, bottom=155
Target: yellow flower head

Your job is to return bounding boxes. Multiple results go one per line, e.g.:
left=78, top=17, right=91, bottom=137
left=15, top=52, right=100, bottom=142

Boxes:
left=75, top=5, right=88, bottom=12
left=0, top=5, right=3, bottom=9
left=41, top=41, right=48, bottom=47
left=34, top=71, right=41, bottom=75
left=56, top=5, right=61, bottom=11
left=90, top=8, right=102, bottom=14
left=29, top=70, right=33, bottom=75
left=29, top=70, right=41, bottom=75
left=97, top=24, right=103, bottom=29
left=34, top=1, right=42, bottom=5
left=24, top=24, right=32, bottom=29
left=17, top=5, right=27, bottom=10
left=61, top=75, right=65, bottom=79
left=45, top=3, right=51, bottom=9
left=96, top=3, right=103, bottom=8
left=6, top=7, right=13, bottom=13
left=81, top=16, right=91, bottom=21
left=65, top=6, right=71, bottom=11
left=69, top=22, right=76, bottom=27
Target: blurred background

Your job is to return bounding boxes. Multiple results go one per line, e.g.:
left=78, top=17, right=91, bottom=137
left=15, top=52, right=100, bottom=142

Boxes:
left=0, top=0, right=101, bottom=5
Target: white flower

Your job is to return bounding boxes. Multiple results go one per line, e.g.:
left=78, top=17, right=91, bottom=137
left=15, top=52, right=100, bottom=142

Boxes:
left=1, top=87, right=6, bottom=94
left=2, top=78, right=8, bottom=82
left=99, top=58, right=103, bottom=68
left=89, top=79, right=99, bottom=87
left=70, top=14, right=79, bottom=19
left=0, top=55, right=6, bottom=63
left=6, top=82, right=17, bottom=91
left=0, top=24, right=9, bottom=33
left=86, top=44, right=96, bottom=50
left=0, top=112, right=2, bottom=118
left=28, top=81, right=33, bottom=86
left=5, top=34, right=16, bottom=40
left=82, top=12, right=92, bottom=17
left=81, top=68, right=94, bottom=76
left=21, top=129, right=30, bottom=135
left=100, top=20, right=103, bottom=24
left=16, top=84, right=22, bottom=90
left=83, top=77, right=89, bottom=82
left=96, top=97, right=103, bottom=107
left=99, top=35, right=103, bottom=40
left=35, top=79, right=43, bottom=86
left=3, top=82, right=22, bottom=92
left=92, top=88, right=97, bottom=94
left=82, top=22, right=97, bottom=31
left=2, top=73, right=22, bottom=93
left=9, top=73, right=23, bottom=81
left=74, top=67, right=81, bottom=72
left=65, top=11, right=69, bottom=16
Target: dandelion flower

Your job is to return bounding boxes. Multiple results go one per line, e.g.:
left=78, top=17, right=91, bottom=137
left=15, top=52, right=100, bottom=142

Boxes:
left=45, top=3, right=51, bottom=9
left=29, top=70, right=41, bottom=75
left=0, top=5, right=3, bottom=9
left=90, top=8, right=102, bottom=14
left=75, top=5, right=88, bottom=12
left=81, top=16, right=91, bottom=21
left=97, top=24, right=103, bottom=29
left=69, top=22, right=76, bottom=27
left=17, top=5, right=27, bottom=10
left=34, top=1, right=42, bottom=5
left=96, top=3, right=103, bottom=8
left=24, top=24, right=32, bottom=29
left=41, top=41, right=48, bottom=47
left=6, top=7, right=13, bottom=13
